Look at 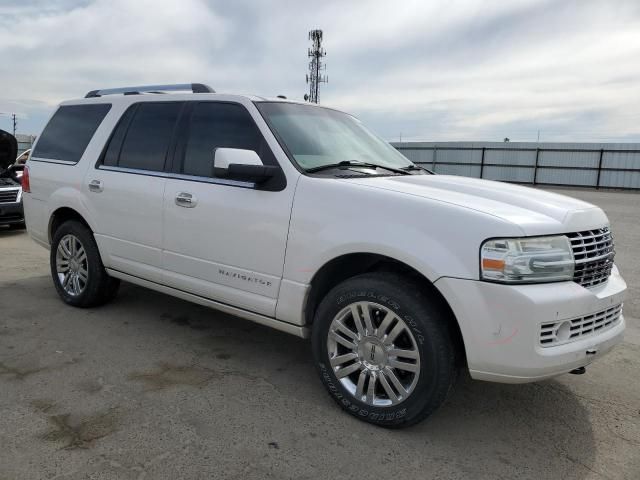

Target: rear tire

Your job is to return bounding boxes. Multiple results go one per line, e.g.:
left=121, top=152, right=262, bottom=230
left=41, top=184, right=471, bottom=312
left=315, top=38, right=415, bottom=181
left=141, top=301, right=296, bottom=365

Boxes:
left=311, top=272, right=459, bottom=428
left=50, top=220, right=120, bottom=307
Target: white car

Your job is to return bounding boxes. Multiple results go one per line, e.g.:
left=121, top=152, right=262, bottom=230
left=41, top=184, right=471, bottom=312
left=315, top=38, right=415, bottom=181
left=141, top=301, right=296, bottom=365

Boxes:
left=23, top=83, right=626, bottom=427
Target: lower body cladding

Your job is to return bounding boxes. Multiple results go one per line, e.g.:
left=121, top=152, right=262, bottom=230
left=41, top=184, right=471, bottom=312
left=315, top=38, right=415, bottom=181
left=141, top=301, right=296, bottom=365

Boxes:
left=0, top=201, right=24, bottom=226
left=435, top=267, right=626, bottom=383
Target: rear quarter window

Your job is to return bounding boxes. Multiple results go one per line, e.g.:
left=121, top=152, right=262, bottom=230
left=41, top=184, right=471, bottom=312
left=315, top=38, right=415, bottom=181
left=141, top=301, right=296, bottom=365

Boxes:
left=32, top=104, right=111, bottom=163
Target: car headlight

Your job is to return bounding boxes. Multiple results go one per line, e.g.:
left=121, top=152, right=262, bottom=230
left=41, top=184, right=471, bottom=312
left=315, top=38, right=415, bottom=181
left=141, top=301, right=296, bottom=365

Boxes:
left=481, top=235, right=574, bottom=283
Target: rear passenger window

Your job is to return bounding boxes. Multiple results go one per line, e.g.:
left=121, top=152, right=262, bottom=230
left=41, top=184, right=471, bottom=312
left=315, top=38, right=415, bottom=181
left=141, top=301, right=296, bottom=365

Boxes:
left=117, top=103, right=182, bottom=172
left=182, top=103, right=264, bottom=177
left=102, top=106, right=136, bottom=167
left=32, top=104, right=111, bottom=163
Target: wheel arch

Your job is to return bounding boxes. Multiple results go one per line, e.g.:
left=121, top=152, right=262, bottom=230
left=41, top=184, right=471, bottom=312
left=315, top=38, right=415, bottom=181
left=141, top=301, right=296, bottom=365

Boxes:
left=48, top=206, right=93, bottom=243
left=304, top=252, right=467, bottom=365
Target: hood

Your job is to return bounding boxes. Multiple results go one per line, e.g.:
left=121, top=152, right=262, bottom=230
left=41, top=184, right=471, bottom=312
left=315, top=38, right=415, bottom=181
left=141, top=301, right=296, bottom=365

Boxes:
left=345, top=174, right=608, bottom=235
left=0, top=129, right=18, bottom=170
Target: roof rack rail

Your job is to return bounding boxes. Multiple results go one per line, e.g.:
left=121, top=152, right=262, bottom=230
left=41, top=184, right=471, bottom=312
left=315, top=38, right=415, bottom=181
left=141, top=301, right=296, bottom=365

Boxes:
left=85, top=83, right=215, bottom=98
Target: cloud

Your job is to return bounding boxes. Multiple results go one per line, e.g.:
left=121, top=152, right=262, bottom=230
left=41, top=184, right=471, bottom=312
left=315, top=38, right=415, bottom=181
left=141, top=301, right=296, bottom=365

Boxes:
left=0, top=0, right=228, bottom=99
left=0, top=0, right=639, bottom=142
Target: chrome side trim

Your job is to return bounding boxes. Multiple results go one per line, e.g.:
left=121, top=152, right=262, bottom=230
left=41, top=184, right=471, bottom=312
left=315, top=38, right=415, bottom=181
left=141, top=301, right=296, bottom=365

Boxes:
left=169, top=172, right=255, bottom=188
left=29, top=157, right=78, bottom=165
left=105, top=268, right=310, bottom=338
left=97, top=165, right=256, bottom=188
left=97, top=165, right=171, bottom=178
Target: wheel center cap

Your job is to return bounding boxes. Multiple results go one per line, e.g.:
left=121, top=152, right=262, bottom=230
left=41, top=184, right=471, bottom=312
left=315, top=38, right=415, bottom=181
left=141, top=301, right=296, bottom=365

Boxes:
left=358, top=337, right=387, bottom=370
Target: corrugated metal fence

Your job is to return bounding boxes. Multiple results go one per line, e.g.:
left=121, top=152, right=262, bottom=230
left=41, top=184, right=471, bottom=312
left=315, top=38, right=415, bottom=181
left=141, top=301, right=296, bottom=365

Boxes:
left=392, top=142, right=640, bottom=190
left=16, top=134, right=36, bottom=156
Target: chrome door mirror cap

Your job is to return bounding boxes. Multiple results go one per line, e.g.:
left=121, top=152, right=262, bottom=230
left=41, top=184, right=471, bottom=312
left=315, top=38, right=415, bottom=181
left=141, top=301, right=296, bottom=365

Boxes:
left=214, top=148, right=263, bottom=171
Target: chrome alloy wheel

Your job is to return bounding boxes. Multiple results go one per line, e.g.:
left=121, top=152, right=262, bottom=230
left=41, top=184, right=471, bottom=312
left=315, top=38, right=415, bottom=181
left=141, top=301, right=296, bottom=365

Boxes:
left=55, top=234, right=88, bottom=297
left=327, top=301, right=421, bottom=406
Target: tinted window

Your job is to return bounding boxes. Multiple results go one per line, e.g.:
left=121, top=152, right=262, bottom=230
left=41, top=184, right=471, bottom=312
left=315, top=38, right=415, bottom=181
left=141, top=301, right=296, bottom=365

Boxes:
left=118, top=103, right=181, bottom=171
left=102, top=106, right=136, bottom=167
left=183, top=103, right=263, bottom=177
left=33, top=104, right=111, bottom=163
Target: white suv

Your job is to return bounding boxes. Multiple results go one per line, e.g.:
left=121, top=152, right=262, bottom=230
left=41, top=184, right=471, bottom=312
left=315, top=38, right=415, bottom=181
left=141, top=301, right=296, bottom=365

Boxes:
left=23, top=83, right=626, bottom=427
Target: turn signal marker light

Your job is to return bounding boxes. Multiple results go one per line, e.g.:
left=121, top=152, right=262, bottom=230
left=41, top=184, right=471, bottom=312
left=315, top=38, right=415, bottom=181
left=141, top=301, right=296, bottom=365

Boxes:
left=482, top=258, right=505, bottom=270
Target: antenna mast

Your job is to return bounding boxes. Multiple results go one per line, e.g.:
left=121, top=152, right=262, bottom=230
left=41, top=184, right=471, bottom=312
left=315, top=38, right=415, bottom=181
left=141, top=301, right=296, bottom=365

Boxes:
left=0, top=112, right=18, bottom=136
left=305, top=29, right=327, bottom=103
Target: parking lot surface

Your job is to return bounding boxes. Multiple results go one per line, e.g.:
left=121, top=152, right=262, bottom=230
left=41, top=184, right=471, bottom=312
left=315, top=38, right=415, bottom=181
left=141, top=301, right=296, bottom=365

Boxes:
left=1, top=188, right=639, bottom=480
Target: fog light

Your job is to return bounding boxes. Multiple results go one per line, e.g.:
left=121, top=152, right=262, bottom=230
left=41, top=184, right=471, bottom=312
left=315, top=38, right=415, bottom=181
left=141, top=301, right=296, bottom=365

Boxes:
left=556, top=321, right=572, bottom=342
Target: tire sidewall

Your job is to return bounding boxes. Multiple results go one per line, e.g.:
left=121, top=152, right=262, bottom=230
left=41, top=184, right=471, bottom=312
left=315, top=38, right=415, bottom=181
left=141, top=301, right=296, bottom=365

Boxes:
left=312, top=274, right=454, bottom=427
left=50, top=221, right=103, bottom=307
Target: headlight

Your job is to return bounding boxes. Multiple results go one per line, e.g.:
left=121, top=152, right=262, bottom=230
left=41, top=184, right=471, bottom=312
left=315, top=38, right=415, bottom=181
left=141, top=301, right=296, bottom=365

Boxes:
left=481, top=236, right=574, bottom=283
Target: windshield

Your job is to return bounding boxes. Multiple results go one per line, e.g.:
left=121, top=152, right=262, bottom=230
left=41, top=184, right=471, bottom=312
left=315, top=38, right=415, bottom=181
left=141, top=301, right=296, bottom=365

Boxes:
left=256, top=102, right=415, bottom=172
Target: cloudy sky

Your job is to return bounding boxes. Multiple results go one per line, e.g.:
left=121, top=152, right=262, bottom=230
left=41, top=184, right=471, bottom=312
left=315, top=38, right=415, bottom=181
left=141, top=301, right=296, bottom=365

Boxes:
left=1, top=0, right=639, bottom=142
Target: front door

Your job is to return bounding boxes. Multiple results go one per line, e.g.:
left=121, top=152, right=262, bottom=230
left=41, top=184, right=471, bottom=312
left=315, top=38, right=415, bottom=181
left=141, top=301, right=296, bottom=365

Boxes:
left=161, top=101, right=295, bottom=316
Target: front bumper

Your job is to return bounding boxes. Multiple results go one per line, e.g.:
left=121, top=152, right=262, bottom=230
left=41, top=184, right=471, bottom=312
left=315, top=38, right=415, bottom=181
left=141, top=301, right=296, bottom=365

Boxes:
left=0, top=201, right=24, bottom=225
left=435, top=267, right=626, bottom=383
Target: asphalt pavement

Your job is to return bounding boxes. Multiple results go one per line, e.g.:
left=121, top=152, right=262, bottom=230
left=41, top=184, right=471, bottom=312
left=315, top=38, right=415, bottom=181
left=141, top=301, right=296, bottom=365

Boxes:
left=1, top=187, right=638, bottom=479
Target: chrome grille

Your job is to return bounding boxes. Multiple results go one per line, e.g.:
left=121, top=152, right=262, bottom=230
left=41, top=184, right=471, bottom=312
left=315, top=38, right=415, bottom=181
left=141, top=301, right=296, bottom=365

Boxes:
left=540, top=304, right=622, bottom=346
left=0, top=188, right=20, bottom=204
left=566, top=227, right=614, bottom=288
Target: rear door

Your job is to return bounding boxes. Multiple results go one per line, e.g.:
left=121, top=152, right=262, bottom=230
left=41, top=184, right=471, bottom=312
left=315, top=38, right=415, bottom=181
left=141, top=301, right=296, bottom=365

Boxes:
left=85, top=101, right=183, bottom=283
left=161, top=101, right=294, bottom=316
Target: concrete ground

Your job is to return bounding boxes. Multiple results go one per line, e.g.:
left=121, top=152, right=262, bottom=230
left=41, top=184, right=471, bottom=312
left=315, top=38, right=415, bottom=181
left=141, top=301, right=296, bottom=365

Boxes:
left=1, top=188, right=638, bottom=480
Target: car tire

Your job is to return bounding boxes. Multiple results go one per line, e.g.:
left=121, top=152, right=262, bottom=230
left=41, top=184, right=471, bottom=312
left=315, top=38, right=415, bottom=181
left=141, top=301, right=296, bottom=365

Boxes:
left=311, top=272, right=459, bottom=428
left=50, top=220, right=120, bottom=308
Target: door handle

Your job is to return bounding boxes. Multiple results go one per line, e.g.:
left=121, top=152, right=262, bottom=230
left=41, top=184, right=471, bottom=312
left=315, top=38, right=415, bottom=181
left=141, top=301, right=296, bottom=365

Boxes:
left=88, top=179, right=103, bottom=193
left=175, top=192, right=197, bottom=208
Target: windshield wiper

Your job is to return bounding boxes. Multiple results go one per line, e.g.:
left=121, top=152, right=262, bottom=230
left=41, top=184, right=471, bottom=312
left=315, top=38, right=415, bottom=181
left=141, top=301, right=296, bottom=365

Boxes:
left=306, top=160, right=410, bottom=175
left=400, top=164, right=433, bottom=174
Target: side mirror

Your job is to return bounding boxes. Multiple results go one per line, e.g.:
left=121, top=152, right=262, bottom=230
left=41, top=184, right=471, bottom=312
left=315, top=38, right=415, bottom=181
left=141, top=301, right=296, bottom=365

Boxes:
left=213, top=148, right=279, bottom=184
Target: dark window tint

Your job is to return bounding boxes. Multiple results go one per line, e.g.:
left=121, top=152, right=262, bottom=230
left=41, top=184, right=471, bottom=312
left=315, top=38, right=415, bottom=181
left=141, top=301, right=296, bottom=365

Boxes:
left=33, top=104, right=111, bottom=162
left=102, top=106, right=136, bottom=167
left=118, top=103, right=181, bottom=171
left=183, top=103, right=263, bottom=177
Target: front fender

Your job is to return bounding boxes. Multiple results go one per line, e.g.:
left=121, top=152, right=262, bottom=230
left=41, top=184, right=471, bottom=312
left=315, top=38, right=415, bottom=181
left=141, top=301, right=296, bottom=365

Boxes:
left=283, top=176, right=523, bottom=285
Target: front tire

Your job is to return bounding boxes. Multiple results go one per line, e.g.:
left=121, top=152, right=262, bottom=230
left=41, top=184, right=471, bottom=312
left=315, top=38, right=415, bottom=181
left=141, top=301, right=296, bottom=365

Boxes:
left=311, top=272, right=459, bottom=428
left=50, top=220, right=120, bottom=307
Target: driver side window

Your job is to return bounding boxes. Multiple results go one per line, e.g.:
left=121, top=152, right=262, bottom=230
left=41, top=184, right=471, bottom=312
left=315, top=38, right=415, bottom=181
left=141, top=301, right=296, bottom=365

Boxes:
left=182, top=103, right=265, bottom=178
